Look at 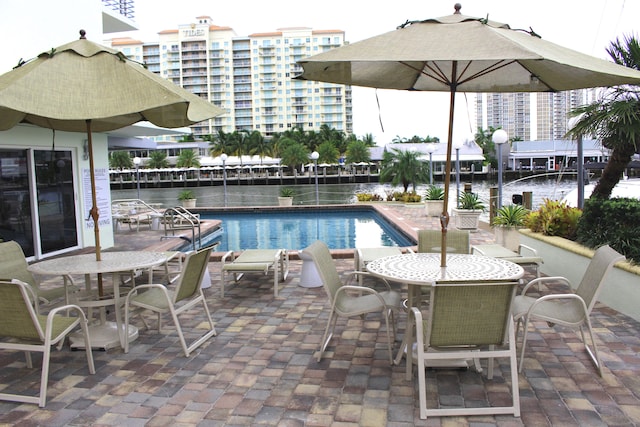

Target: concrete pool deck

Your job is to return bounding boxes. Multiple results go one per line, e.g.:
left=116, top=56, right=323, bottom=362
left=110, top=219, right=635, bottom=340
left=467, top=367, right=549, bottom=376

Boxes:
left=2, top=203, right=640, bottom=425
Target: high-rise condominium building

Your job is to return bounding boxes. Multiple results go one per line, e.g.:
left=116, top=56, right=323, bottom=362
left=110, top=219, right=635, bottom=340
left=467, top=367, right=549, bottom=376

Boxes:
left=110, top=16, right=352, bottom=139
left=475, top=89, right=596, bottom=141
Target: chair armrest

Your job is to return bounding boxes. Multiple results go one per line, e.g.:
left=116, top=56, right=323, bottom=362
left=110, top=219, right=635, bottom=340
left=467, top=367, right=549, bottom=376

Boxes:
left=527, top=292, right=589, bottom=316
left=221, top=251, right=236, bottom=263
left=518, top=244, right=539, bottom=258
left=335, top=284, right=390, bottom=307
left=345, top=271, right=392, bottom=291
left=521, top=276, right=571, bottom=295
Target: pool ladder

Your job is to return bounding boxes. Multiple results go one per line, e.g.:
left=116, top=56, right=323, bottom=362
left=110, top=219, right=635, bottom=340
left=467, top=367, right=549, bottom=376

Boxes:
left=161, top=207, right=202, bottom=251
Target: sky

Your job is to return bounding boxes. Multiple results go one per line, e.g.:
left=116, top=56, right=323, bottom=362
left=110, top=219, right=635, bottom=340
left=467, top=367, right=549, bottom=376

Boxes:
left=109, top=0, right=640, bottom=145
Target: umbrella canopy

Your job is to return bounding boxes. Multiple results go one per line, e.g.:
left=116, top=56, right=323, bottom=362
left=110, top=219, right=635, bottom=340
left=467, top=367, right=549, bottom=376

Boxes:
left=0, top=31, right=225, bottom=263
left=297, top=4, right=640, bottom=266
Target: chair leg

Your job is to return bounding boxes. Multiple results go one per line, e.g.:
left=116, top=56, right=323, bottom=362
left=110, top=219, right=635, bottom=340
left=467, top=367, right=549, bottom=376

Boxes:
left=39, top=345, right=52, bottom=407
left=581, top=320, right=603, bottom=376
left=317, top=311, right=338, bottom=362
left=518, top=316, right=531, bottom=373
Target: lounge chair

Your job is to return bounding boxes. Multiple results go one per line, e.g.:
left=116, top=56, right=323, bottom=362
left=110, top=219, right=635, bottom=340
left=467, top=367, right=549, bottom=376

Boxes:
left=302, top=240, right=401, bottom=364
left=0, top=240, right=76, bottom=305
left=0, top=279, right=95, bottom=407
left=221, top=249, right=289, bottom=297
left=409, top=279, right=521, bottom=419
left=124, top=247, right=216, bottom=357
left=512, top=244, right=625, bottom=375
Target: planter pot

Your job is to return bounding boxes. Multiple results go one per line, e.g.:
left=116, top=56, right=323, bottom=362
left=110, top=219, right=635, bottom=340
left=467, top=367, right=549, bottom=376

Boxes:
left=494, top=226, right=521, bottom=252
left=452, top=208, right=482, bottom=231
left=519, top=229, right=640, bottom=322
left=278, top=197, right=293, bottom=207
left=424, top=200, right=444, bottom=217
left=181, top=199, right=196, bottom=209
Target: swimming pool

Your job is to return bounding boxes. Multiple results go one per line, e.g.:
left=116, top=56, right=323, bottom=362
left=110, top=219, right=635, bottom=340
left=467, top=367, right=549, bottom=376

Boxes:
left=193, top=207, right=414, bottom=252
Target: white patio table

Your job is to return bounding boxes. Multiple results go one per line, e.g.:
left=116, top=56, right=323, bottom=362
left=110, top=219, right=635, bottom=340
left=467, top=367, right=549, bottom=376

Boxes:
left=28, top=251, right=169, bottom=350
left=365, top=253, right=524, bottom=377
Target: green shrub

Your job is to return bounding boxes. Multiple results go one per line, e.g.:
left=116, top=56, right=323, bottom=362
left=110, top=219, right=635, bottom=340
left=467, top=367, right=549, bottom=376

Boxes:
left=458, top=192, right=486, bottom=211
left=400, top=191, right=422, bottom=203
left=356, top=192, right=383, bottom=202
left=492, top=204, right=528, bottom=227
left=577, top=197, right=640, bottom=264
left=424, top=185, right=445, bottom=201
left=524, top=199, right=581, bottom=240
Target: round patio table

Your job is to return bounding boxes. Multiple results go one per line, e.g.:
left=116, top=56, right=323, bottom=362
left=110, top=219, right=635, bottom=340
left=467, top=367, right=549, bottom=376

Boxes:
left=28, top=251, right=169, bottom=350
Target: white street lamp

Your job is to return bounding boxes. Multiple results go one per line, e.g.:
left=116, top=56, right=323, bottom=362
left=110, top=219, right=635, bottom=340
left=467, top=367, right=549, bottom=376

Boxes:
left=311, top=151, right=320, bottom=205
left=425, top=143, right=437, bottom=185
left=568, top=115, right=586, bottom=209
left=452, top=139, right=464, bottom=208
left=492, top=129, right=509, bottom=209
left=220, top=153, right=228, bottom=207
left=133, top=156, right=141, bottom=200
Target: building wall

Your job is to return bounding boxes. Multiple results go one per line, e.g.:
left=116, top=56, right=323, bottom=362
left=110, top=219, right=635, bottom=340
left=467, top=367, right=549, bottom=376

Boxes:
left=0, top=0, right=136, bottom=257
left=108, top=18, right=352, bottom=139
left=476, top=89, right=596, bottom=141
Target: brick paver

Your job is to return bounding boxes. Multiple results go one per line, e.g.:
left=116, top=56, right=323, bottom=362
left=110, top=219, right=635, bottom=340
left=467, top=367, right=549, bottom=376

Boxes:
left=1, top=204, right=639, bottom=426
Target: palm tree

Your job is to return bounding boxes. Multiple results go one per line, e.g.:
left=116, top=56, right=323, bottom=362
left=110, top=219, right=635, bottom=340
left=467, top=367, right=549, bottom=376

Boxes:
left=147, top=151, right=169, bottom=169
left=209, top=129, right=234, bottom=157
left=280, top=142, right=310, bottom=173
left=345, top=140, right=371, bottom=164
left=317, top=141, right=340, bottom=164
left=379, top=148, right=429, bottom=192
left=475, top=126, right=502, bottom=168
left=109, top=151, right=133, bottom=169
left=360, top=133, right=376, bottom=147
left=175, top=149, right=200, bottom=168
left=246, top=130, right=270, bottom=164
left=568, top=35, right=640, bottom=200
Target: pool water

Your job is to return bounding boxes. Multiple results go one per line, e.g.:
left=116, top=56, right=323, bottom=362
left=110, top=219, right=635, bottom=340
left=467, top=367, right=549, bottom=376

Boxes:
left=196, top=208, right=413, bottom=252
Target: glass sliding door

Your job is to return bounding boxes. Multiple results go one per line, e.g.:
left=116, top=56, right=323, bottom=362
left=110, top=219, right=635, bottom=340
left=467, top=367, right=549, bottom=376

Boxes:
left=0, top=148, right=79, bottom=258
left=0, top=149, right=34, bottom=256
left=34, top=150, right=78, bottom=254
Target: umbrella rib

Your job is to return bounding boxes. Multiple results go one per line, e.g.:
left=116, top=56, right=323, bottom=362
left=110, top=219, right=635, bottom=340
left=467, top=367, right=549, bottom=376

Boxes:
left=401, top=59, right=521, bottom=89
left=457, top=59, right=519, bottom=86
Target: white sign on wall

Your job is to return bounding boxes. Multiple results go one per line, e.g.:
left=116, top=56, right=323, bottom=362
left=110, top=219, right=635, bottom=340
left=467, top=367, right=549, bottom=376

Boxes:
left=83, top=168, right=112, bottom=229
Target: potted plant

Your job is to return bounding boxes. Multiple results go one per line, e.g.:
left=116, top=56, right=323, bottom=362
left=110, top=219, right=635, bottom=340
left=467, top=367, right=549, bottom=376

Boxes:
left=178, top=189, right=196, bottom=208
left=453, top=192, right=486, bottom=231
left=492, top=204, right=528, bottom=251
left=278, top=187, right=294, bottom=206
left=424, top=185, right=445, bottom=217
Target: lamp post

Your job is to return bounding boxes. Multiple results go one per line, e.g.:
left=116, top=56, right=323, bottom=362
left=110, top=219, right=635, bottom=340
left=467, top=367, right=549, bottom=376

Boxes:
left=220, top=153, right=228, bottom=207
left=425, top=143, right=436, bottom=185
left=133, top=156, right=141, bottom=200
left=311, top=151, right=319, bottom=205
left=452, top=139, right=464, bottom=208
left=492, top=129, right=509, bottom=210
left=568, top=115, right=586, bottom=209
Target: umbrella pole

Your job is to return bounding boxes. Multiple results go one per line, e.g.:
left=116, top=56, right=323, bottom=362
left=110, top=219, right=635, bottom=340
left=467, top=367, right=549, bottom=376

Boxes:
left=441, top=65, right=458, bottom=268
left=86, top=120, right=104, bottom=296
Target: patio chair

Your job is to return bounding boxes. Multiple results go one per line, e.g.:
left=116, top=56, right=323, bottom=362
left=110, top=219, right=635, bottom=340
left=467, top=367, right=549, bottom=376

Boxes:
left=302, top=240, right=401, bottom=364
left=221, top=249, right=289, bottom=297
left=512, top=244, right=624, bottom=375
left=0, top=279, right=95, bottom=407
left=0, top=240, right=76, bottom=305
left=405, top=229, right=471, bottom=309
left=416, top=229, right=470, bottom=254
left=124, top=247, right=216, bottom=357
left=354, top=246, right=403, bottom=286
left=409, top=280, right=520, bottom=419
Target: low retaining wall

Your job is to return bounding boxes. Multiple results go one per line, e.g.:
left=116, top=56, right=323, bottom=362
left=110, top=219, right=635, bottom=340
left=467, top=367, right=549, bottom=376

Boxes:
left=519, top=229, right=640, bottom=322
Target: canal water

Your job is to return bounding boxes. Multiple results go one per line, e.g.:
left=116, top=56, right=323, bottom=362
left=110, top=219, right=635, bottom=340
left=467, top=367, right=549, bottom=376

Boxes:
left=112, top=173, right=580, bottom=213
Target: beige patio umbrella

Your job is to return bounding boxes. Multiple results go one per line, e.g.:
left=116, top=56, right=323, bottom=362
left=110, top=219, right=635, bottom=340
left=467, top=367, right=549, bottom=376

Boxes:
left=297, top=4, right=640, bottom=267
left=0, top=30, right=225, bottom=263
